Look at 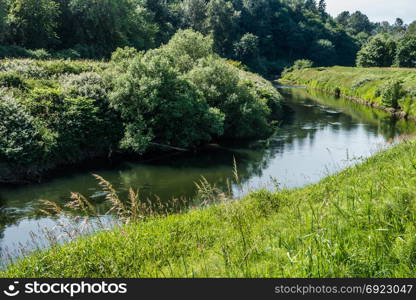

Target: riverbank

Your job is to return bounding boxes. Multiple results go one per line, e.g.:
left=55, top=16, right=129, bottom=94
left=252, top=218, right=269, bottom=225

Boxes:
left=3, top=137, right=416, bottom=278
left=281, top=66, right=416, bottom=120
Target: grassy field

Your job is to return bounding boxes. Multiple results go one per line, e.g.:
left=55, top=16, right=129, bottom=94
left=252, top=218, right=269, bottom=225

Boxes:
left=282, top=66, right=416, bottom=118
left=2, top=138, right=416, bottom=278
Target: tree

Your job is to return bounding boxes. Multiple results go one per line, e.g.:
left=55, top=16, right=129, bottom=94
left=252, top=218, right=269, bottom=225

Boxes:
left=356, top=34, right=397, bottom=67
left=7, top=0, right=60, bottom=49
left=206, top=0, right=240, bottom=56
left=109, top=31, right=225, bottom=152
left=336, top=11, right=350, bottom=28
left=66, top=0, right=157, bottom=56
left=348, top=11, right=373, bottom=35
left=0, top=0, right=7, bottom=42
left=180, top=0, right=207, bottom=33
left=0, top=92, right=47, bottom=164
left=304, top=0, right=317, bottom=11
left=395, top=34, right=416, bottom=67
left=310, top=39, right=337, bottom=66
left=186, top=57, right=275, bottom=139
left=318, top=0, right=327, bottom=18
left=393, top=18, right=406, bottom=35
left=233, top=33, right=260, bottom=69
left=407, top=21, right=416, bottom=35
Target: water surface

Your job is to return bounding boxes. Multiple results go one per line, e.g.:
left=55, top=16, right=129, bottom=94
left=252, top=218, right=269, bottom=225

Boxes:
left=1, top=87, right=415, bottom=262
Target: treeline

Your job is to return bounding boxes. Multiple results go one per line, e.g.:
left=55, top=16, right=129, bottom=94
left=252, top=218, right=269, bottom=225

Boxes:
left=0, top=30, right=283, bottom=182
left=355, top=31, right=416, bottom=68
left=333, top=10, right=416, bottom=68
left=1, top=0, right=362, bottom=74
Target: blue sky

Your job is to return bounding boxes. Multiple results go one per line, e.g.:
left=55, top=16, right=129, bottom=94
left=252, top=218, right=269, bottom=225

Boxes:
left=325, top=0, right=415, bottom=24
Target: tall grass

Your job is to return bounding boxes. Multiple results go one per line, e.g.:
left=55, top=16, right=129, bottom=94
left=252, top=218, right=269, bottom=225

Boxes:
left=281, top=66, right=416, bottom=118
left=2, top=139, right=416, bottom=278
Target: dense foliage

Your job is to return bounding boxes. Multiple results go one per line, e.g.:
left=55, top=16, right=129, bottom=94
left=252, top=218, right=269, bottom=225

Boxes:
left=0, top=30, right=283, bottom=182
left=0, top=0, right=364, bottom=73
left=356, top=33, right=416, bottom=68
left=109, top=30, right=282, bottom=153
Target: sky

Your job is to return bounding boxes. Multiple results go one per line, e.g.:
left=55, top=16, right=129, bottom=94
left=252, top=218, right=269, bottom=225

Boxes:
left=325, top=0, right=415, bottom=24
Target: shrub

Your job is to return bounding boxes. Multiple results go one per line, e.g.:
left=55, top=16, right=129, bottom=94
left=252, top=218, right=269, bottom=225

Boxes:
left=309, top=40, right=337, bottom=66
left=27, top=49, right=51, bottom=60
left=0, top=46, right=30, bottom=58
left=356, top=34, right=397, bottom=67
left=54, top=49, right=81, bottom=60
left=0, top=72, right=26, bottom=89
left=282, top=59, right=313, bottom=77
left=0, top=92, right=50, bottom=164
left=109, top=54, right=225, bottom=152
left=394, top=34, right=416, bottom=68
left=186, top=57, right=274, bottom=139
left=378, top=80, right=405, bottom=109
left=60, top=72, right=123, bottom=148
left=154, top=29, right=215, bottom=73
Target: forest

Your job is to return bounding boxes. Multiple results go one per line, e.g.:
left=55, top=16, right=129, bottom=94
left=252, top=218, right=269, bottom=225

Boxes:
left=0, top=0, right=414, bottom=75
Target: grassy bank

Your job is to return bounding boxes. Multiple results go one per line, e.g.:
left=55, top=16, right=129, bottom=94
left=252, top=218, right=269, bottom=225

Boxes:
left=2, top=138, right=416, bottom=278
left=282, top=66, right=416, bottom=118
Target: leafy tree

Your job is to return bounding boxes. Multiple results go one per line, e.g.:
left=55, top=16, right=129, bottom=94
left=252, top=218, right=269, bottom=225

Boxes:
left=141, top=0, right=177, bottom=45
left=233, top=33, right=260, bottom=69
left=187, top=57, right=274, bottom=139
left=356, top=34, right=397, bottom=67
left=7, top=0, right=60, bottom=49
left=0, top=0, right=7, bottom=43
left=407, top=21, right=416, bottom=35
left=109, top=46, right=224, bottom=152
left=180, top=0, right=207, bottom=33
left=379, top=79, right=404, bottom=109
left=65, top=0, right=157, bottom=56
left=335, top=11, right=350, bottom=28
left=348, top=11, right=373, bottom=35
left=318, top=0, right=327, bottom=18
left=394, top=34, right=416, bottom=68
left=0, top=92, right=48, bottom=164
left=393, top=18, right=406, bottom=35
left=158, top=29, right=215, bottom=73
left=206, top=0, right=240, bottom=56
left=310, top=39, right=337, bottom=66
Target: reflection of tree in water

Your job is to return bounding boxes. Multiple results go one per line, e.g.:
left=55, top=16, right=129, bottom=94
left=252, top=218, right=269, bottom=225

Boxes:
left=0, top=193, right=21, bottom=257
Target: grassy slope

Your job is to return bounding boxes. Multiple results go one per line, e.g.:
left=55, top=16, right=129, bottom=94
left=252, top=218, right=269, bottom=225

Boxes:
left=282, top=66, right=416, bottom=117
left=2, top=139, right=416, bottom=278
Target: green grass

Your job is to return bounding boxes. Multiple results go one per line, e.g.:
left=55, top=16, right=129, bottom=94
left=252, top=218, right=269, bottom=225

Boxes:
left=282, top=66, right=416, bottom=117
left=2, top=138, right=416, bottom=278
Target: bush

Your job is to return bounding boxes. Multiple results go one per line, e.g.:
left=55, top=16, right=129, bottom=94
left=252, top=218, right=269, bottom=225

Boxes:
left=0, top=72, right=26, bottom=89
left=27, top=49, right=51, bottom=60
left=394, top=34, right=416, bottom=68
left=282, top=59, right=313, bottom=77
left=378, top=80, right=404, bottom=109
left=54, top=49, right=81, bottom=60
left=186, top=57, right=274, bottom=139
left=309, top=40, right=337, bottom=66
left=356, top=34, right=397, bottom=67
left=109, top=29, right=283, bottom=151
left=154, top=29, right=215, bottom=73
left=110, top=53, right=225, bottom=152
left=0, top=45, right=31, bottom=59
left=0, top=92, right=49, bottom=164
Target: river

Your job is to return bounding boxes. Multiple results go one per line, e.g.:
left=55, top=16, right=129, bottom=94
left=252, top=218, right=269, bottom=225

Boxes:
left=1, top=87, right=415, bottom=264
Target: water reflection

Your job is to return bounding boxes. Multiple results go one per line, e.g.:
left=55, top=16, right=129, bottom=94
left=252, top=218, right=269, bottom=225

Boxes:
left=1, top=87, right=415, bottom=260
